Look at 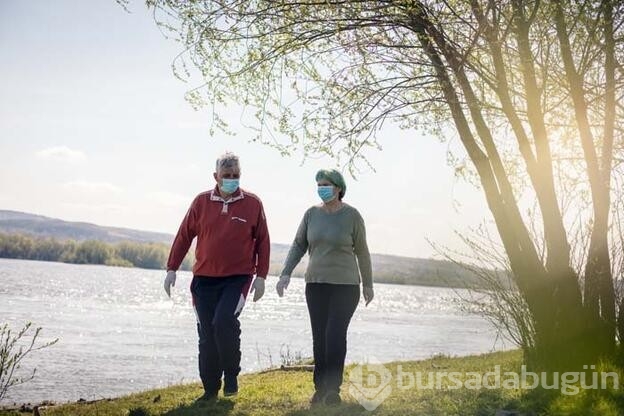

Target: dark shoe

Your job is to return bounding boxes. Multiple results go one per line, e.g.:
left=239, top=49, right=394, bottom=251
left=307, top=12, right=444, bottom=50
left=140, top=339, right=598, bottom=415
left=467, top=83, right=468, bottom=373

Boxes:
left=324, top=391, right=342, bottom=405
left=223, top=374, right=238, bottom=397
left=310, top=390, right=326, bottom=406
left=201, top=379, right=221, bottom=397
left=196, top=392, right=217, bottom=403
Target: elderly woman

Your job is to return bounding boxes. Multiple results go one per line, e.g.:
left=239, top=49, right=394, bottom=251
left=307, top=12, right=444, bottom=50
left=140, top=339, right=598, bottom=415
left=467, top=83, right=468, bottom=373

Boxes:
left=276, top=168, right=374, bottom=406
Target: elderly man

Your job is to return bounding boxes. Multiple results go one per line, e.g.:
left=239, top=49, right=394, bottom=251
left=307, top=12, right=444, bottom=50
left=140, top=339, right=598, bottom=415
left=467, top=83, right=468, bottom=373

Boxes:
left=164, top=152, right=270, bottom=400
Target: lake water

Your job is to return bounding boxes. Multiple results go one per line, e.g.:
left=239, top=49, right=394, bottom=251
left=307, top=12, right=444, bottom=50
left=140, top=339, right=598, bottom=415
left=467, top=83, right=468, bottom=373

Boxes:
left=0, top=258, right=508, bottom=404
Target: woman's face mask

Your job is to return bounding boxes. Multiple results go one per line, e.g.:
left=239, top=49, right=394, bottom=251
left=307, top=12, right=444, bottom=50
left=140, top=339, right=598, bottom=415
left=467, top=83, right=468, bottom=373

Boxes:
left=317, top=185, right=336, bottom=203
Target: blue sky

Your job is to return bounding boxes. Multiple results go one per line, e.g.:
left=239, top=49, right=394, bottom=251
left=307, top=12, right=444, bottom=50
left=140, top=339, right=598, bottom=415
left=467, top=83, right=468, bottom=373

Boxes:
left=0, top=0, right=490, bottom=258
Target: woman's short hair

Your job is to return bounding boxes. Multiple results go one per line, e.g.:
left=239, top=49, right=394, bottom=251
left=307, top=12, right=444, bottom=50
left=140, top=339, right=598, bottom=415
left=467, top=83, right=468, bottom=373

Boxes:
left=315, top=169, right=346, bottom=200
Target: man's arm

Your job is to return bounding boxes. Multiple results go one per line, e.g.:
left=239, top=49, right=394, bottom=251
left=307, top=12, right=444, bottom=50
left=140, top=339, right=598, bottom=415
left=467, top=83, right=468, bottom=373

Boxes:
left=166, top=198, right=198, bottom=272
left=254, top=201, right=270, bottom=278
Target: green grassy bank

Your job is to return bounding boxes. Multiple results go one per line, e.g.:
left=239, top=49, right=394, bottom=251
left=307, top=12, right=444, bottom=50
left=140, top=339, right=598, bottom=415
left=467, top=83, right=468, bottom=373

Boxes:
left=2, top=349, right=623, bottom=416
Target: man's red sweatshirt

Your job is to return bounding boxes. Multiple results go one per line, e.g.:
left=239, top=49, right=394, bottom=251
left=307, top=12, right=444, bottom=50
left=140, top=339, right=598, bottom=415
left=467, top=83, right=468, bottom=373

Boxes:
left=167, top=186, right=270, bottom=278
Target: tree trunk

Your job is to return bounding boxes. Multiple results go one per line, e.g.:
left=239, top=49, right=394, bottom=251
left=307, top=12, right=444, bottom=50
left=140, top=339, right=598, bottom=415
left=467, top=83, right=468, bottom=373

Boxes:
left=552, top=0, right=616, bottom=358
left=413, top=0, right=610, bottom=370
left=618, top=297, right=624, bottom=344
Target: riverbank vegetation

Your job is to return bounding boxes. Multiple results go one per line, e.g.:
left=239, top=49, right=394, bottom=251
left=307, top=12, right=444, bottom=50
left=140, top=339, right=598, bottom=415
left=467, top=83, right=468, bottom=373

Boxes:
left=0, top=323, right=57, bottom=403
left=0, top=232, right=501, bottom=288
left=0, top=233, right=193, bottom=271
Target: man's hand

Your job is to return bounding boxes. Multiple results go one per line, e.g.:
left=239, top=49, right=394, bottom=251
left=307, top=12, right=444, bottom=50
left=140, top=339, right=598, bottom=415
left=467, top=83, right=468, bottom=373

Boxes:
left=250, top=277, right=265, bottom=302
left=275, top=275, right=290, bottom=297
left=363, top=286, right=374, bottom=306
left=164, top=270, right=176, bottom=297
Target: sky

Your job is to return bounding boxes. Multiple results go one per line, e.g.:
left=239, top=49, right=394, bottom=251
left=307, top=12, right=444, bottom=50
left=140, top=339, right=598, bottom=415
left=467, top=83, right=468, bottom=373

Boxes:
left=0, top=0, right=492, bottom=258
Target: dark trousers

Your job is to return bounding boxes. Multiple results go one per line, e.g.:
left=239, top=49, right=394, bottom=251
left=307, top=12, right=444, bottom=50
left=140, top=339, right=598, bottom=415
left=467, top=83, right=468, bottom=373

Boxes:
left=191, top=275, right=251, bottom=394
left=305, top=283, right=360, bottom=394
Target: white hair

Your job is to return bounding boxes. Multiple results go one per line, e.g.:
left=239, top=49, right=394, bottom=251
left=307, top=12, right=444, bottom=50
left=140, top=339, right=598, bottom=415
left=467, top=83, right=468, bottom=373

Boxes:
left=215, top=152, right=240, bottom=172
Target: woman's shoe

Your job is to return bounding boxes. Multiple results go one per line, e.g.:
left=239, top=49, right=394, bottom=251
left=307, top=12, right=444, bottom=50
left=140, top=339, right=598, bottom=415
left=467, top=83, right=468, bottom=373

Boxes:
left=324, top=391, right=342, bottom=405
left=310, top=390, right=326, bottom=406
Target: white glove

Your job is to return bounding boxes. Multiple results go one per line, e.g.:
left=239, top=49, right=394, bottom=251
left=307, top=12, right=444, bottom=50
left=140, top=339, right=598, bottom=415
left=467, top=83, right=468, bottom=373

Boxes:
left=250, top=277, right=265, bottom=302
left=276, top=275, right=291, bottom=297
left=164, top=270, right=176, bottom=297
left=363, top=286, right=374, bottom=306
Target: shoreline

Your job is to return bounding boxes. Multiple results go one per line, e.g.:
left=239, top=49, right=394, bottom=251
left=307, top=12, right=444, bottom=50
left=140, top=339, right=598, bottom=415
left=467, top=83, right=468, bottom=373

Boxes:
left=0, top=257, right=495, bottom=290
left=0, top=349, right=624, bottom=416
left=0, top=352, right=521, bottom=415
left=2, top=350, right=621, bottom=416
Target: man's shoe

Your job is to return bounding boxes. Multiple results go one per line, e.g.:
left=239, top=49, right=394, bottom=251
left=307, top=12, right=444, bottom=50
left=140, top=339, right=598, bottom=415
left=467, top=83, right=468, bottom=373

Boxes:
left=223, top=374, right=238, bottom=397
left=324, top=391, right=342, bottom=405
left=196, top=392, right=217, bottom=403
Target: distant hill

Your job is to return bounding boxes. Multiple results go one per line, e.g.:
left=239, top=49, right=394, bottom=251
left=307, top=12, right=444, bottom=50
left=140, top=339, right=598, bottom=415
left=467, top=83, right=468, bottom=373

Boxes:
left=0, top=209, right=501, bottom=288
left=0, top=210, right=173, bottom=245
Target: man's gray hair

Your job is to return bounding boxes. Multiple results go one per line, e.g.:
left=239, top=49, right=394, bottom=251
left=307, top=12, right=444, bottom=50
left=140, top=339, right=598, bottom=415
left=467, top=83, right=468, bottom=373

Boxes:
left=215, top=152, right=240, bottom=172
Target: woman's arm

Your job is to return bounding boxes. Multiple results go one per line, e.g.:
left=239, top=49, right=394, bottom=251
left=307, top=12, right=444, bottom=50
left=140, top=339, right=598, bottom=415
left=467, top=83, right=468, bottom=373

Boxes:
left=280, top=209, right=310, bottom=276
left=353, top=210, right=373, bottom=289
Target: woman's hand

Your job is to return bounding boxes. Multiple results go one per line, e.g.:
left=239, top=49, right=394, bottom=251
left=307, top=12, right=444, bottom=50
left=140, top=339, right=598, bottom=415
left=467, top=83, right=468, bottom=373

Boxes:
left=363, top=286, right=374, bottom=306
left=276, top=275, right=291, bottom=297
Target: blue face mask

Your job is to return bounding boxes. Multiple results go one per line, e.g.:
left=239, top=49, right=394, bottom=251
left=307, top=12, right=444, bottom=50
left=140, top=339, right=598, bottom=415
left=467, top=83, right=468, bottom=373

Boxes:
left=220, top=178, right=239, bottom=194
left=317, top=185, right=336, bottom=202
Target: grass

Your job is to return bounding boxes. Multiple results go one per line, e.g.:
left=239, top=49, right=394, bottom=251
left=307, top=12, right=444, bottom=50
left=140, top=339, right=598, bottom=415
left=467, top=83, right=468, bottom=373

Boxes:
left=1, top=349, right=623, bottom=416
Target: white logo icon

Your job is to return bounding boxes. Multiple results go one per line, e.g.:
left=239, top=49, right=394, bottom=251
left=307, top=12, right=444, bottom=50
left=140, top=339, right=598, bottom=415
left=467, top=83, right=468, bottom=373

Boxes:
left=348, top=358, right=392, bottom=411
